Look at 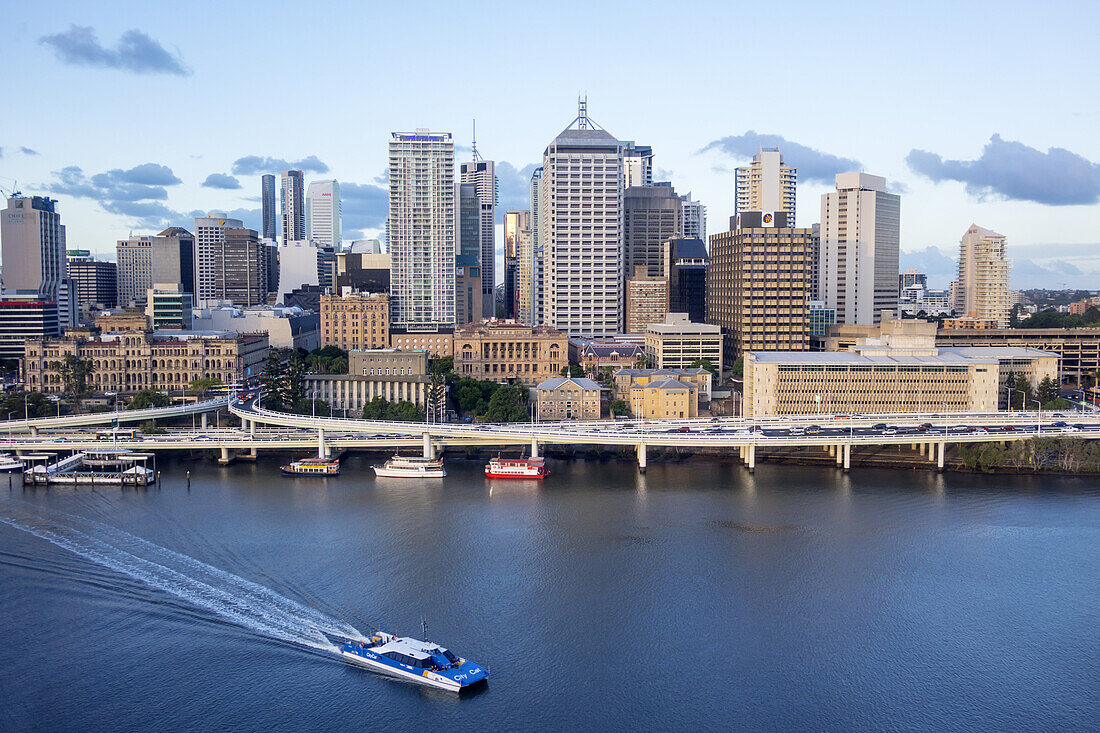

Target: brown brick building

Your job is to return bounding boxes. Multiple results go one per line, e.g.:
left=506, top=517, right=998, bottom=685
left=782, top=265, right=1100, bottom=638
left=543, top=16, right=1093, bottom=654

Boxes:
left=454, top=319, right=567, bottom=385
left=319, top=292, right=389, bottom=351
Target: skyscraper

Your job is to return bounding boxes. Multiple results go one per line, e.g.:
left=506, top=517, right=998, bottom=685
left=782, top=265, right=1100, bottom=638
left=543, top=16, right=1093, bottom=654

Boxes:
left=116, top=227, right=195, bottom=305
left=503, top=210, right=531, bottom=320
left=735, top=149, right=797, bottom=226
left=388, top=130, right=455, bottom=332
left=708, top=212, right=811, bottom=361
left=528, top=167, right=543, bottom=326
left=539, top=101, right=623, bottom=337
left=622, top=142, right=653, bottom=188
left=663, top=237, right=708, bottom=324
left=1, top=195, right=66, bottom=298
left=955, top=225, right=1010, bottom=327
left=280, top=170, right=305, bottom=242
left=305, top=179, right=341, bottom=248
left=455, top=182, right=483, bottom=325
left=459, top=159, right=496, bottom=319
left=66, top=251, right=117, bottom=314
left=623, top=185, right=683, bottom=282
left=819, top=172, right=900, bottom=326
left=261, top=174, right=277, bottom=241
left=681, top=192, right=707, bottom=242
left=194, top=213, right=266, bottom=306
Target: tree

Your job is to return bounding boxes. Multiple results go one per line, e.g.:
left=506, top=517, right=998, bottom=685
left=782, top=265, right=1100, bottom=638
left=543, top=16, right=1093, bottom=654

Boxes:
left=610, top=399, right=628, bottom=417
left=634, top=354, right=648, bottom=369
left=187, top=377, right=223, bottom=399
left=426, top=371, right=447, bottom=422
left=291, top=398, right=330, bottom=417
left=560, top=365, right=584, bottom=378
left=1008, top=373, right=1033, bottom=410
left=58, top=354, right=95, bottom=413
left=731, top=356, right=744, bottom=379
left=305, top=346, right=349, bottom=374
left=359, top=396, right=424, bottom=421
left=483, top=383, right=530, bottom=422
left=690, top=358, right=718, bottom=378
left=128, top=389, right=171, bottom=410
left=0, top=392, right=54, bottom=419
left=1037, top=376, right=1061, bottom=406
left=429, top=356, right=454, bottom=376
left=260, top=348, right=306, bottom=411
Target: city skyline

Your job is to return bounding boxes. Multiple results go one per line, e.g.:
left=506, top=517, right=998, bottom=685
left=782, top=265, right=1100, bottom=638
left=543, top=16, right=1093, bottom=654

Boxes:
left=0, top=2, right=1098, bottom=290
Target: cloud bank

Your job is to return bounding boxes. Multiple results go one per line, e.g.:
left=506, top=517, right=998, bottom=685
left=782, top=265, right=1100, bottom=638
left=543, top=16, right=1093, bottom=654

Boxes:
left=700, top=131, right=861, bottom=184
left=39, top=25, right=190, bottom=76
left=906, top=134, right=1100, bottom=206
left=202, top=173, right=242, bottom=190
left=231, top=155, right=329, bottom=176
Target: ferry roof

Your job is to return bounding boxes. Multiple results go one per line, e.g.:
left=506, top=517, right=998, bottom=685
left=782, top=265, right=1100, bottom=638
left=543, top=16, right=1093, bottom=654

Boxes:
left=374, top=636, right=441, bottom=660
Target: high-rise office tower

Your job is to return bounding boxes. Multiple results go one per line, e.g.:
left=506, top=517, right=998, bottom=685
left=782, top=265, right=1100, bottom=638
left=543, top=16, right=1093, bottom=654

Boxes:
left=1, top=195, right=67, bottom=298
left=529, top=167, right=543, bottom=326
left=194, top=213, right=266, bottom=306
left=955, top=225, right=1010, bottom=327
left=388, top=130, right=455, bottom=332
left=116, top=227, right=195, bottom=305
left=623, top=185, right=683, bottom=283
left=66, top=251, right=117, bottom=314
left=809, top=223, right=821, bottom=302
left=681, top=192, right=707, bottom=242
left=280, top=170, right=305, bottom=242
left=539, top=100, right=623, bottom=337
left=663, top=237, right=708, bottom=324
left=624, top=266, right=669, bottom=334
left=306, top=179, right=341, bottom=248
left=459, top=157, right=496, bottom=319
left=708, top=211, right=811, bottom=361
left=262, top=174, right=277, bottom=241
left=899, top=269, right=928, bottom=294
left=503, top=210, right=531, bottom=320
left=819, top=172, right=901, bottom=326
left=455, top=182, right=483, bottom=325
left=622, top=141, right=653, bottom=188
left=735, top=149, right=797, bottom=226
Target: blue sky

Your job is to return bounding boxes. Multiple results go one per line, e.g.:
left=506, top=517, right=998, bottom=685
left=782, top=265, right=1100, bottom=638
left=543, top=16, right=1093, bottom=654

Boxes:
left=2, top=0, right=1098, bottom=289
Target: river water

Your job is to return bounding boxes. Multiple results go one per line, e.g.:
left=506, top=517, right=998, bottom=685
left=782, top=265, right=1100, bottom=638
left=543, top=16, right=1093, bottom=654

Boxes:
left=1, top=453, right=1098, bottom=731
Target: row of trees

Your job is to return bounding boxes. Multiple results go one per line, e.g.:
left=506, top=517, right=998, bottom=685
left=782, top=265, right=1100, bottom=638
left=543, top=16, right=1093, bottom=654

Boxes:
left=960, top=437, right=1100, bottom=473
left=1014, top=306, right=1100, bottom=329
left=1005, top=374, right=1069, bottom=411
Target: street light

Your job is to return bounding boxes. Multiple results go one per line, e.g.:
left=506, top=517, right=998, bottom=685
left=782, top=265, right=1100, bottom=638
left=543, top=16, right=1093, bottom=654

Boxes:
left=1031, top=398, right=1042, bottom=436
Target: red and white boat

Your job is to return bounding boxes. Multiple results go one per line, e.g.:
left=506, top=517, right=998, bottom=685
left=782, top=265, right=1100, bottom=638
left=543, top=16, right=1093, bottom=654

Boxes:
left=484, top=456, right=548, bottom=480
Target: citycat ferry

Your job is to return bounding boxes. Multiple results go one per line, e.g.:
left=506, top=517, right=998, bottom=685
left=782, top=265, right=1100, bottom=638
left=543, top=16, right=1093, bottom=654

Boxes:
left=340, top=632, right=488, bottom=692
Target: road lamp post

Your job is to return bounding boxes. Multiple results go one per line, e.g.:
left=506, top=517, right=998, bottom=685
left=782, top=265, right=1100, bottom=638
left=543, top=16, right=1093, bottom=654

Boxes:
left=1031, top=398, right=1042, bottom=436
left=7, top=412, right=13, bottom=445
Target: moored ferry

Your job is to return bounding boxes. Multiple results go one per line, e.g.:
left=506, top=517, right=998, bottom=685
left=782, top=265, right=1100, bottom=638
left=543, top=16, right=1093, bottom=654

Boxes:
left=0, top=454, right=24, bottom=472
left=281, top=457, right=341, bottom=476
left=340, top=632, right=488, bottom=692
left=373, top=455, right=446, bottom=478
left=485, top=456, right=547, bottom=480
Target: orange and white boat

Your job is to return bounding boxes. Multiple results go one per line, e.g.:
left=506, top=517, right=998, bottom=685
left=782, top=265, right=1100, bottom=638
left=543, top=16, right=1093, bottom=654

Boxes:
left=484, top=456, right=547, bottom=480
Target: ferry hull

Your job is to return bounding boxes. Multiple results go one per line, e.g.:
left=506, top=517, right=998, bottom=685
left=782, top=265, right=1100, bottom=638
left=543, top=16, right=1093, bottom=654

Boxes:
left=340, top=650, right=485, bottom=692
left=484, top=468, right=546, bottom=480
left=373, top=467, right=446, bottom=478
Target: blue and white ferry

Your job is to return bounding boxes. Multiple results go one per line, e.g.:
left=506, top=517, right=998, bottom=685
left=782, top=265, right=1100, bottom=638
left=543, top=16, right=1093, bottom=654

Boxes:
left=340, top=631, right=488, bottom=692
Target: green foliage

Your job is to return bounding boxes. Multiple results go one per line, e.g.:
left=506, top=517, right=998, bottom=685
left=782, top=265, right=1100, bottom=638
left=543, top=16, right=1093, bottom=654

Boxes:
left=452, top=377, right=497, bottom=415
left=305, top=346, right=349, bottom=374
left=139, top=420, right=167, bottom=435
left=128, top=389, right=171, bottom=410
left=1036, top=376, right=1060, bottom=406
left=290, top=398, right=331, bottom=417
left=0, top=392, right=55, bottom=419
left=610, top=399, right=628, bottom=417
left=1043, top=397, right=1072, bottom=411
left=560, top=365, right=585, bottom=378
left=957, top=437, right=1100, bottom=474
left=261, top=348, right=306, bottom=411
left=187, top=377, right=222, bottom=398
left=429, top=356, right=454, bottom=377
left=1006, top=373, right=1034, bottom=410
left=482, top=383, right=530, bottom=422
left=731, top=356, right=744, bottom=379
left=426, top=371, right=447, bottom=421
left=1016, top=307, right=1100, bottom=329
left=359, top=396, right=424, bottom=422
left=59, top=353, right=95, bottom=411
left=690, top=358, right=718, bottom=377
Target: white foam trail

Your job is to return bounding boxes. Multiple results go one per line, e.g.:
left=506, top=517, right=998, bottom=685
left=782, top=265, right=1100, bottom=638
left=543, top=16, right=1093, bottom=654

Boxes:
left=0, top=503, right=368, bottom=651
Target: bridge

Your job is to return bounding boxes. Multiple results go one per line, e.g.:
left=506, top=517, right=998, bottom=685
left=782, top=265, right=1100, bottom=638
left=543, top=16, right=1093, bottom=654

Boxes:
left=0, top=397, right=230, bottom=435
left=4, top=396, right=1098, bottom=472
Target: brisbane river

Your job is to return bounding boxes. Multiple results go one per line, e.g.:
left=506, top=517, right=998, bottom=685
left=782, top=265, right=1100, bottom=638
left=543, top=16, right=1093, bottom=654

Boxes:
left=2, top=453, right=1099, bottom=731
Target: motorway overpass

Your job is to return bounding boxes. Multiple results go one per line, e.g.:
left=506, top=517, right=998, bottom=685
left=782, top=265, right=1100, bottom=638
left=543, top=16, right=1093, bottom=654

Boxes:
left=0, top=397, right=229, bottom=434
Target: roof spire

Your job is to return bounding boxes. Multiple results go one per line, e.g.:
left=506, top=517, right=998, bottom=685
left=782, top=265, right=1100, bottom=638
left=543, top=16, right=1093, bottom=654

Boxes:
left=471, top=119, right=481, bottom=161
left=577, top=94, right=588, bottom=129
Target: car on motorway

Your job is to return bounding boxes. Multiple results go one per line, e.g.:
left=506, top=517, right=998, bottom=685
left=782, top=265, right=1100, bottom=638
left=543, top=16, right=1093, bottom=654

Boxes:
left=669, top=427, right=691, bottom=433
left=872, top=423, right=887, bottom=430
left=973, top=428, right=990, bottom=435
left=789, top=426, right=805, bottom=435
left=194, top=434, right=213, bottom=441
left=1052, top=421, right=1068, bottom=428
left=882, top=428, right=897, bottom=435
left=1001, top=425, right=1015, bottom=431
left=806, top=425, right=822, bottom=435
left=1060, top=426, right=1082, bottom=433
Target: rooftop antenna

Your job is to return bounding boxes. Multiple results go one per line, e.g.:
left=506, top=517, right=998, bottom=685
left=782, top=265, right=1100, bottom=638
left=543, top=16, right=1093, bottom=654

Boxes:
left=471, top=119, right=482, bottom=162
left=577, top=94, right=589, bottom=129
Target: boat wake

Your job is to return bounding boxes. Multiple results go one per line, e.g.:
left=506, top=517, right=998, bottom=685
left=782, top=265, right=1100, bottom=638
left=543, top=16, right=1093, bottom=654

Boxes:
left=0, top=502, right=368, bottom=652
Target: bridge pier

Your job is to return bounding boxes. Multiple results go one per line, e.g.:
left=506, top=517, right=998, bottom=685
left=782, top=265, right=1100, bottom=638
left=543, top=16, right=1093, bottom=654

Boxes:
left=739, top=445, right=746, bottom=462
left=422, top=432, right=433, bottom=459
left=637, top=442, right=646, bottom=472
left=836, top=445, right=843, bottom=465
left=201, top=413, right=208, bottom=429
left=843, top=443, right=851, bottom=472
left=249, top=419, right=255, bottom=437
left=318, top=428, right=327, bottom=459
left=218, top=446, right=233, bottom=465
left=937, top=442, right=945, bottom=471
left=531, top=437, right=540, bottom=459
left=29, top=426, right=37, bottom=437
left=746, top=444, right=756, bottom=472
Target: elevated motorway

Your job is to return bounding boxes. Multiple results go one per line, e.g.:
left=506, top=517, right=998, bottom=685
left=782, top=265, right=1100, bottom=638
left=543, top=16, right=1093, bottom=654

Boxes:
left=2, top=397, right=229, bottom=434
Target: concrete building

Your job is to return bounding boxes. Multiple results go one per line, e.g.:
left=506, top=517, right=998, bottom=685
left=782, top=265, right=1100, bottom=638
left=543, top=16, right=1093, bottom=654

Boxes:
left=277, top=239, right=327, bottom=305
left=193, top=215, right=266, bottom=307
left=389, top=130, right=455, bottom=334
left=454, top=319, right=567, bottom=385
left=623, top=185, right=683, bottom=283
left=348, top=348, right=426, bottom=377
left=261, top=174, right=277, bottom=241
left=318, top=291, right=389, bottom=351
left=613, top=367, right=713, bottom=404
left=390, top=331, right=453, bottom=357
left=280, top=170, right=305, bottom=242
left=539, top=101, right=622, bottom=337
left=1, top=196, right=66, bottom=299
left=116, top=227, right=195, bottom=306
left=680, top=193, right=707, bottom=242
left=535, top=376, right=602, bottom=421
left=94, top=308, right=147, bottom=333
left=663, top=238, right=708, bottom=325
left=707, top=211, right=811, bottom=361
left=192, top=304, right=319, bottom=351
left=956, top=224, right=1010, bottom=327
left=66, top=251, right=117, bottom=316
left=645, top=312, right=723, bottom=375
left=305, top=373, right=429, bottom=414
left=503, top=210, right=531, bottom=319
left=0, top=293, right=60, bottom=360
left=460, top=158, right=496, bottom=319
left=629, top=377, right=698, bottom=419
left=24, top=330, right=269, bottom=395
left=745, top=318, right=1058, bottom=416
left=819, top=172, right=900, bottom=326
left=807, top=301, right=837, bottom=338
left=934, top=327, right=1100, bottom=386
left=145, top=283, right=193, bottom=330
left=337, top=247, right=390, bottom=294
left=899, top=269, right=927, bottom=296
left=624, top=267, right=669, bottom=335
left=734, top=149, right=796, bottom=226
left=455, top=182, right=483, bottom=326
left=622, top=141, right=653, bottom=188
left=528, top=167, right=544, bottom=327
left=305, top=180, right=341, bottom=248
left=942, top=316, right=998, bottom=330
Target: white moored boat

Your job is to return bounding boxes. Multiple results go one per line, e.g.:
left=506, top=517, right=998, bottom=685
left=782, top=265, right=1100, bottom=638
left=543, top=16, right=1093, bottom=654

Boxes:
left=0, top=454, right=24, bottom=472
left=372, top=455, right=446, bottom=478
